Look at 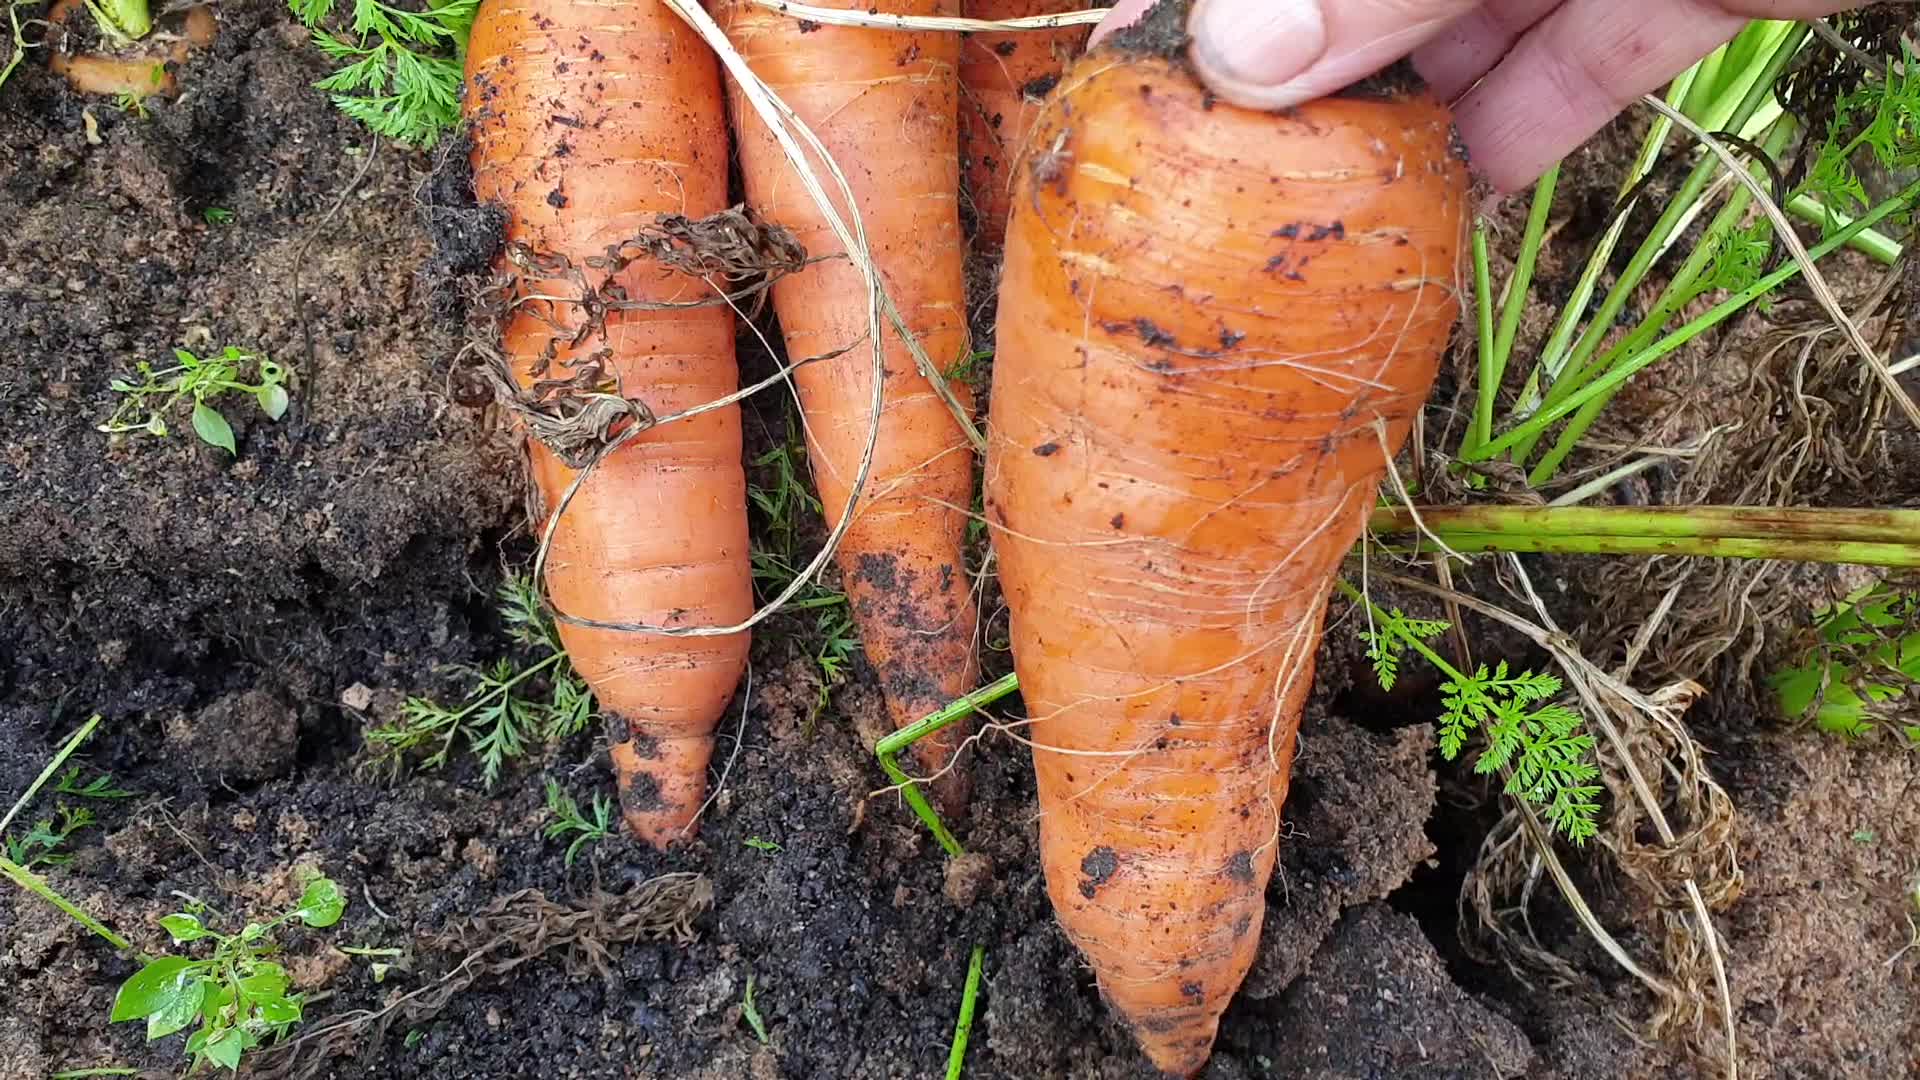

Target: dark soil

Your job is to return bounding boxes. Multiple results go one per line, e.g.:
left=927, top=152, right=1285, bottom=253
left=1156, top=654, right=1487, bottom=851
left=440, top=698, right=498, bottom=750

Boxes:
left=2, top=7, right=1915, bottom=1080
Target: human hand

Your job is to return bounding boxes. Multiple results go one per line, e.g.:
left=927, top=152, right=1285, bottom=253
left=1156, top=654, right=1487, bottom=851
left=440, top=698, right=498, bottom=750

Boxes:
left=1094, top=0, right=1864, bottom=191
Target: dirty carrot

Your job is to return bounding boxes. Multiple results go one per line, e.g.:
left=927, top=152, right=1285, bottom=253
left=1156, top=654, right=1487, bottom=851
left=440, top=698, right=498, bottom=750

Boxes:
left=958, top=0, right=1089, bottom=251
left=712, top=0, right=982, bottom=808
left=465, top=0, right=753, bottom=847
left=982, top=4, right=1470, bottom=1075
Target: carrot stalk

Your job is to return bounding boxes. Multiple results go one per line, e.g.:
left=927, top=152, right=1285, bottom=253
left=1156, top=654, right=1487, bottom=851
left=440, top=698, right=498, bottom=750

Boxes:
left=465, top=0, right=753, bottom=847
left=713, top=0, right=984, bottom=809
left=983, top=9, right=1470, bottom=1074
left=944, top=943, right=986, bottom=1080
left=875, top=671, right=1020, bottom=857
left=958, top=0, right=1090, bottom=251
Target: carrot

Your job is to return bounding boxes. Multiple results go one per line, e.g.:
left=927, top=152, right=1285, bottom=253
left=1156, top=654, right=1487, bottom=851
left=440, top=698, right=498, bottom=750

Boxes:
left=982, top=8, right=1470, bottom=1076
left=958, top=0, right=1089, bottom=251
left=465, top=0, right=753, bottom=847
left=711, top=0, right=982, bottom=806
left=44, top=0, right=215, bottom=99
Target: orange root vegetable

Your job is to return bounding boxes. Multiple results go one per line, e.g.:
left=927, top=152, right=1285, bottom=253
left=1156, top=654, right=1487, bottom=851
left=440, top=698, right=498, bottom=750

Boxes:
left=466, top=0, right=752, bottom=846
left=712, top=0, right=981, bottom=806
left=958, top=0, right=1089, bottom=251
left=46, top=1, right=215, bottom=99
left=983, top=14, right=1469, bottom=1078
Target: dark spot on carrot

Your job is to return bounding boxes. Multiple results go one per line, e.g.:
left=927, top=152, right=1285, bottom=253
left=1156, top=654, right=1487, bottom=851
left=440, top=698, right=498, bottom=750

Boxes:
left=588, top=48, right=605, bottom=61
left=546, top=187, right=567, bottom=209
left=628, top=732, right=661, bottom=759
left=1168, top=713, right=1181, bottom=726
left=550, top=113, right=582, bottom=128
left=1225, top=850, right=1254, bottom=883
left=798, top=18, right=821, bottom=32
left=896, top=42, right=922, bottom=67
left=1021, top=73, right=1059, bottom=102
left=1218, top=328, right=1244, bottom=349
left=1134, top=1014, right=1182, bottom=1034
left=618, top=766, right=665, bottom=813
left=854, top=552, right=899, bottom=590
left=1180, top=981, right=1203, bottom=1003
left=1078, top=846, right=1119, bottom=898
left=993, top=40, right=1018, bottom=57
left=1307, top=221, right=1346, bottom=241
left=1032, top=441, right=1060, bottom=457
left=939, top=563, right=954, bottom=593
left=1231, top=913, right=1252, bottom=938
left=1110, top=513, right=1125, bottom=529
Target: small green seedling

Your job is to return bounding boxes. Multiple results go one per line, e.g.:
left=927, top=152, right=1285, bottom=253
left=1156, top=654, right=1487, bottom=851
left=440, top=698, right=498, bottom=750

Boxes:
left=201, top=207, right=234, bottom=225
left=1770, top=583, right=1920, bottom=742
left=1344, top=586, right=1602, bottom=844
left=98, top=346, right=290, bottom=455
left=542, top=778, right=612, bottom=867
left=742, top=836, right=780, bottom=854
left=1853, top=829, right=1879, bottom=845
left=4, top=804, right=95, bottom=868
left=368, top=574, right=595, bottom=785
left=56, top=765, right=134, bottom=799
left=740, top=975, right=769, bottom=1044
left=288, top=0, right=475, bottom=146
left=111, top=872, right=346, bottom=1073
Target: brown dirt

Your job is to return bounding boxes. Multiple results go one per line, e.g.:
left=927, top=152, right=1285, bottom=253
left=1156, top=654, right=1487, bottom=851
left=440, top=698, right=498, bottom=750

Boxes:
left=0, top=6, right=1913, bottom=1080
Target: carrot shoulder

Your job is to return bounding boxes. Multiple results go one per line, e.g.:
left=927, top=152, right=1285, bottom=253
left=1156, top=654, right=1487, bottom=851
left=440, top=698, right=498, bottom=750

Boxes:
left=984, top=33, right=1469, bottom=1080
left=466, top=0, right=752, bottom=846
left=712, top=0, right=982, bottom=805
left=958, top=0, right=1090, bottom=251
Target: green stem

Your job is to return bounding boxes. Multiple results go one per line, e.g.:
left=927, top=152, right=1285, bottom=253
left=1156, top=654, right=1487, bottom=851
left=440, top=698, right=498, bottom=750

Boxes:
left=1511, top=24, right=1808, bottom=464
left=1467, top=223, right=1497, bottom=455
left=1526, top=118, right=1791, bottom=485
left=874, top=673, right=1019, bottom=858
left=1378, top=532, right=1920, bottom=567
left=1787, top=192, right=1903, bottom=264
left=945, top=944, right=986, bottom=1080
left=1467, top=179, right=1920, bottom=463
left=1518, top=65, right=1700, bottom=415
left=1493, top=165, right=1558, bottom=376
left=0, top=856, right=133, bottom=951
left=1334, top=580, right=1465, bottom=681
left=1368, top=505, right=1920, bottom=567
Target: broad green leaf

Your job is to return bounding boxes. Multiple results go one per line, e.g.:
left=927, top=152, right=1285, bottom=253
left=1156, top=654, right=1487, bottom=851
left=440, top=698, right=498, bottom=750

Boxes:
left=147, top=974, right=207, bottom=1040
left=258, top=995, right=303, bottom=1025
left=259, top=384, right=290, bottom=421
left=111, top=955, right=195, bottom=1021
left=295, top=875, right=346, bottom=928
left=160, top=912, right=212, bottom=943
left=238, top=962, right=289, bottom=1003
left=192, top=402, right=236, bottom=454
left=203, top=1026, right=246, bottom=1071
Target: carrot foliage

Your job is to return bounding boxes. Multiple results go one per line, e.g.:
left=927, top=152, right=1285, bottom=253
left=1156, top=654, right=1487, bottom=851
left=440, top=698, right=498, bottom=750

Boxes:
left=289, top=0, right=475, bottom=145
left=1350, top=592, right=1602, bottom=844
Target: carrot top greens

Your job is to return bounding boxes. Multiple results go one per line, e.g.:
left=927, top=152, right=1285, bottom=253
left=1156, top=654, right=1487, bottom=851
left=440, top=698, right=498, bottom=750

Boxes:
left=289, top=0, right=475, bottom=146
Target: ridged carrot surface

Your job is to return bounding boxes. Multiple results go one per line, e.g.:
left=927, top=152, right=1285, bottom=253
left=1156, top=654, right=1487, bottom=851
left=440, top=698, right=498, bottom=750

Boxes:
left=466, top=0, right=752, bottom=846
left=984, top=38, right=1470, bottom=1078
left=712, top=0, right=982, bottom=806
left=958, top=0, right=1089, bottom=251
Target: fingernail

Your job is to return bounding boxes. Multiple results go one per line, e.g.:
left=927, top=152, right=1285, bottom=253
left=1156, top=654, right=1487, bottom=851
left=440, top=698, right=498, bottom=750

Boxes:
left=1189, top=0, right=1328, bottom=89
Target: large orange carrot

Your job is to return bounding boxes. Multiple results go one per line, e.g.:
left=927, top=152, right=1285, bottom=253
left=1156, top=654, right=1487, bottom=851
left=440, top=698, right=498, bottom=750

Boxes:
left=958, top=0, right=1089, bottom=251
left=711, top=0, right=981, bottom=805
left=466, top=0, right=752, bottom=846
left=984, top=12, right=1469, bottom=1076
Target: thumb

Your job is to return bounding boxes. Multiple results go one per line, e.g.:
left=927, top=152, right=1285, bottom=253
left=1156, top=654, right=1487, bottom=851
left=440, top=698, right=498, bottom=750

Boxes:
left=1186, top=0, right=1482, bottom=109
